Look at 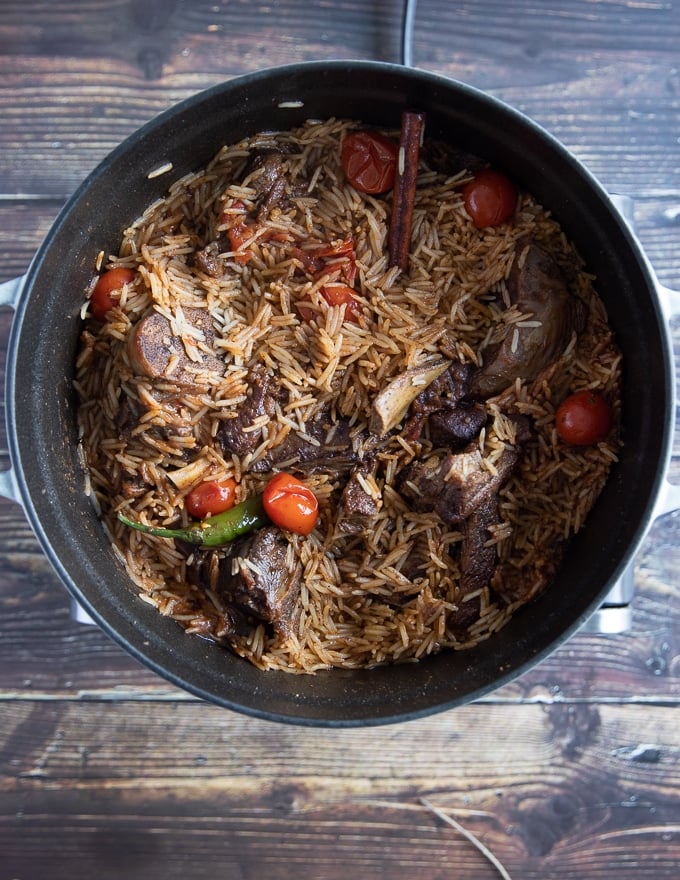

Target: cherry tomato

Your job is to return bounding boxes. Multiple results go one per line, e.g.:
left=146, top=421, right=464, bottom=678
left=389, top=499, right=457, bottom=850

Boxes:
left=462, top=169, right=517, bottom=228
left=185, top=478, right=238, bottom=519
left=262, top=472, right=319, bottom=535
left=341, top=131, right=398, bottom=194
left=555, top=390, right=613, bottom=446
left=296, top=285, right=361, bottom=324
left=90, top=267, right=136, bottom=321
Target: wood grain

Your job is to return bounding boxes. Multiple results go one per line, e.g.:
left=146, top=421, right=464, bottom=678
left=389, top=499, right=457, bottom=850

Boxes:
left=0, top=2, right=678, bottom=201
left=1, top=1, right=680, bottom=877
left=1, top=701, right=679, bottom=879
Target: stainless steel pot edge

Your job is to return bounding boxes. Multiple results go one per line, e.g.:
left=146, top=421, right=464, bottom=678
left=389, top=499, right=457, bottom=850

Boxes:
left=609, top=193, right=680, bottom=522
left=578, top=194, right=680, bottom=635
left=0, top=273, right=26, bottom=508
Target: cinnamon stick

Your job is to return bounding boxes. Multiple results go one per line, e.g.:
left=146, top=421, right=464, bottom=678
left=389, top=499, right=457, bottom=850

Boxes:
left=388, top=110, right=426, bottom=272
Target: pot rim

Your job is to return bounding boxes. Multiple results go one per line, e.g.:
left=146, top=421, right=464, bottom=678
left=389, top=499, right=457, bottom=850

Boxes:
left=3, top=60, right=675, bottom=725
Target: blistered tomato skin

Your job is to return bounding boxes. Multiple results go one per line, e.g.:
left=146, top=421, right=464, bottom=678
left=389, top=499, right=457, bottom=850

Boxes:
left=555, top=390, right=614, bottom=446
left=341, top=131, right=398, bottom=194
left=462, top=169, right=517, bottom=228
left=185, top=478, right=238, bottom=520
left=262, top=472, right=319, bottom=535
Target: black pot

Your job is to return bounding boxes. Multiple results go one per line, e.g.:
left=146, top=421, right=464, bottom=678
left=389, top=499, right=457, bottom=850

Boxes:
left=1, top=61, right=677, bottom=726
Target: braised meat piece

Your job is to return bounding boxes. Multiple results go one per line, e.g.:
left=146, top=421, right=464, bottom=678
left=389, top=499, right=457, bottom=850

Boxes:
left=471, top=240, right=587, bottom=398
left=241, top=148, right=305, bottom=219
left=428, top=404, right=488, bottom=449
left=336, top=459, right=382, bottom=534
left=215, top=527, right=302, bottom=637
left=127, top=307, right=224, bottom=387
left=404, top=362, right=487, bottom=448
left=114, top=383, right=194, bottom=455
left=250, top=412, right=361, bottom=477
left=431, top=362, right=476, bottom=401
left=218, top=365, right=283, bottom=456
left=459, top=494, right=499, bottom=596
left=193, top=241, right=223, bottom=277
left=249, top=151, right=289, bottom=218
left=400, top=445, right=520, bottom=526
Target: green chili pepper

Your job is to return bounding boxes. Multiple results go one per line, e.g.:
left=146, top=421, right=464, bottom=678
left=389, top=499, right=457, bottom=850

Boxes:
left=118, top=494, right=269, bottom=547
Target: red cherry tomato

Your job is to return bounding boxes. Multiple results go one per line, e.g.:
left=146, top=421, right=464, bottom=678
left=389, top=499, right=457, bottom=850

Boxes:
left=462, top=169, right=517, bottom=228
left=262, top=472, right=319, bottom=536
left=555, top=390, right=613, bottom=446
left=185, top=478, right=238, bottom=519
left=90, top=267, right=136, bottom=321
left=341, top=131, right=398, bottom=194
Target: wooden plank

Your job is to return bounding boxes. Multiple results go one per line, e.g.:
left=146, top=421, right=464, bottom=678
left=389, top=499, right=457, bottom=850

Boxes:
left=2, top=0, right=677, bottom=70
left=0, top=200, right=62, bottom=281
left=1, top=701, right=679, bottom=878
left=1, top=2, right=679, bottom=879
left=0, top=3, right=678, bottom=197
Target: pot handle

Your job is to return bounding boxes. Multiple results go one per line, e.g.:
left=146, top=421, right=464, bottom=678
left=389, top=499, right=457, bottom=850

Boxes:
left=0, top=275, right=27, bottom=507
left=610, top=193, right=680, bottom=317
left=2, top=274, right=91, bottom=622
left=609, top=193, right=680, bottom=516
left=0, top=275, right=24, bottom=307
left=652, top=277, right=680, bottom=515
left=581, top=195, right=680, bottom=635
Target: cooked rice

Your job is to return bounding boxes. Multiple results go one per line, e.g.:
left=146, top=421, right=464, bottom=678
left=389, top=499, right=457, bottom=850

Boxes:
left=75, top=117, right=622, bottom=673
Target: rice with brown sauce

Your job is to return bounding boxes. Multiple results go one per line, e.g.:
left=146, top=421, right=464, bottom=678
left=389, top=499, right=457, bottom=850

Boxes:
left=75, top=117, right=622, bottom=672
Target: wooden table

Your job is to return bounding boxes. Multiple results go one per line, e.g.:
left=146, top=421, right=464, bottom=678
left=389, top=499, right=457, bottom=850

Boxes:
left=1, top=2, right=679, bottom=877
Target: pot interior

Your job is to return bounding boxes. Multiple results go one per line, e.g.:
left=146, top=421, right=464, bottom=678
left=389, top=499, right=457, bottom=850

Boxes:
left=9, top=61, right=671, bottom=725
